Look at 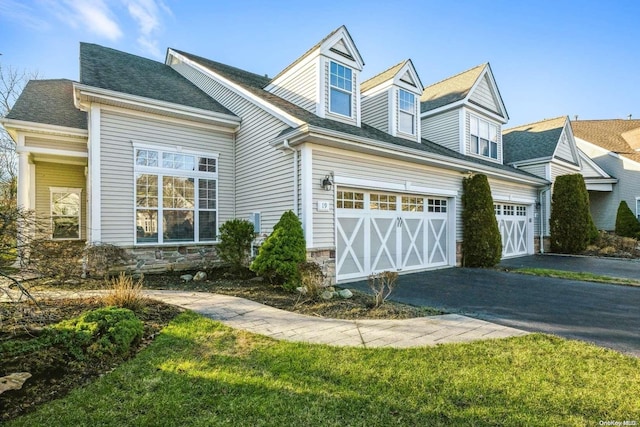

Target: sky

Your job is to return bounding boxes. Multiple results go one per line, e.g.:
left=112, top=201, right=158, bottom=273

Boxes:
left=0, top=0, right=638, bottom=127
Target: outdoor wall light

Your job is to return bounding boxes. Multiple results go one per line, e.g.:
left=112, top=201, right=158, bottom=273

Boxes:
left=321, top=173, right=334, bottom=191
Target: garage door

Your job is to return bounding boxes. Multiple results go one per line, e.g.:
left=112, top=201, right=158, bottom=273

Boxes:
left=495, top=204, right=528, bottom=257
left=336, top=189, right=449, bottom=282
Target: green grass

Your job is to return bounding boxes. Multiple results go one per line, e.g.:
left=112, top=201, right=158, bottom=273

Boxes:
left=512, top=268, right=640, bottom=286
left=9, top=312, right=640, bottom=426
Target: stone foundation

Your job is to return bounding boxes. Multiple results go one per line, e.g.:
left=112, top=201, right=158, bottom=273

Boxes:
left=456, top=241, right=463, bottom=266
left=118, top=244, right=220, bottom=275
left=307, top=248, right=336, bottom=287
left=534, top=236, right=551, bottom=254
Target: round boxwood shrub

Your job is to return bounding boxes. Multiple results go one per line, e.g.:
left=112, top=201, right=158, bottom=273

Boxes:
left=462, top=174, right=502, bottom=267
left=250, top=210, right=306, bottom=290
left=550, top=174, right=595, bottom=253
left=615, top=200, right=640, bottom=238
left=217, top=218, right=255, bottom=273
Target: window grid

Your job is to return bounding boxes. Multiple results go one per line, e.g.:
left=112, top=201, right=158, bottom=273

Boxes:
left=402, top=196, right=424, bottom=212
left=51, top=189, right=81, bottom=240
left=398, top=89, right=415, bottom=135
left=336, top=191, right=364, bottom=209
left=503, top=205, right=515, bottom=216
left=470, top=116, right=498, bottom=160
left=516, top=206, right=527, bottom=216
left=329, top=61, right=353, bottom=117
left=370, top=193, right=397, bottom=211
left=494, top=204, right=502, bottom=215
left=427, top=198, right=447, bottom=213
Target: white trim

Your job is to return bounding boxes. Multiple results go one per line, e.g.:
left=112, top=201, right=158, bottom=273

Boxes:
left=0, top=117, right=87, bottom=138
left=334, top=175, right=458, bottom=197
left=168, top=49, right=303, bottom=128
left=492, top=194, right=536, bottom=204
left=132, top=142, right=220, bottom=160
left=578, top=150, right=612, bottom=178
left=317, top=56, right=326, bottom=117
left=300, top=144, right=313, bottom=248
left=466, top=65, right=509, bottom=121
left=265, top=47, right=321, bottom=92
left=636, top=197, right=640, bottom=220
left=16, top=146, right=88, bottom=158
left=89, top=105, right=101, bottom=243
left=328, top=60, right=354, bottom=119
left=459, top=108, right=466, bottom=154
left=17, top=149, right=30, bottom=210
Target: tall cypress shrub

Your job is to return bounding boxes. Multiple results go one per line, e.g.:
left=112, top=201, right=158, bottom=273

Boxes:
left=615, top=200, right=640, bottom=238
left=550, top=174, right=594, bottom=253
left=250, top=210, right=306, bottom=290
left=462, top=174, right=502, bottom=267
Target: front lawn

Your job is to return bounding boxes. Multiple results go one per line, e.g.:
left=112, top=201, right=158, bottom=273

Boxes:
left=8, top=311, right=640, bottom=426
left=511, top=267, right=640, bottom=287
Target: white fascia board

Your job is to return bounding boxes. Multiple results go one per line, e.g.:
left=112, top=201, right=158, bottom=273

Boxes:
left=420, top=101, right=465, bottom=119
left=463, top=102, right=508, bottom=124
left=508, top=157, right=553, bottom=167
left=361, top=80, right=394, bottom=97
left=16, top=146, right=88, bottom=158
left=334, top=175, right=458, bottom=197
left=265, top=48, right=320, bottom=92
left=394, top=60, right=424, bottom=93
left=550, top=157, right=581, bottom=171
left=578, top=150, right=612, bottom=178
left=272, top=125, right=549, bottom=186
left=168, top=50, right=303, bottom=128
left=492, top=194, right=537, bottom=204
left=0, top=117, right=88, bottom=138
left=319, top=28, right=365, bottom=70
left=73, top=83, right=240, bottom=129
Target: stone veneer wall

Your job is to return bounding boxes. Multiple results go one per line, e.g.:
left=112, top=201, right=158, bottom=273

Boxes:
left=122, top=245, right=220, bottom=274
left=307, top=248, right=336, bottom=287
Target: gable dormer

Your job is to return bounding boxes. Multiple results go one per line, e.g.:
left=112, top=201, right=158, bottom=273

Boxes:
left=553, top=118, right=581, bottom=167
left=265, top=25, right=364, bottom=126
left=420, top=63, right=508, bottom=164
left=360, top=60, right=423, bottom=142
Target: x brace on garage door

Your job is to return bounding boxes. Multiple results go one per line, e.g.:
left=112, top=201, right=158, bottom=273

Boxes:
left=336, top=190, right=450, bottom=282
left=495, top=203, right=529, bottom=257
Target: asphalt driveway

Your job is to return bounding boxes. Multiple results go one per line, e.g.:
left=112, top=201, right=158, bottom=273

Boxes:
left=348, top=255, right=640, bottom=357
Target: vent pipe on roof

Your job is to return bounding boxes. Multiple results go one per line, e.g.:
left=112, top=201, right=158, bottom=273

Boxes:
left=574, top=115, right=578, bottom=121
left=628, top=114, right=633, bottom=120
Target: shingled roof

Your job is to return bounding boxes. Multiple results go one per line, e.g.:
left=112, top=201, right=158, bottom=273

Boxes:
left=6, top=79, right=87, bottom=130
left=571, top=119, right=640, bottom=163
left=502, top=116, right=567, bottom=164
left=80, top=43, right=233, bottom=116
left=172, top=49, right=543, bottom=181
left=360, top=60, right=407, bottom=93
left=420, top=64, right=485, bottom=113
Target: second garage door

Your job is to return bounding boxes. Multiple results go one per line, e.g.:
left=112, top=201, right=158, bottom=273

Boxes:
left=495, top=203, right=529, bottom=258
left=336, top=189, right=450, bottom=282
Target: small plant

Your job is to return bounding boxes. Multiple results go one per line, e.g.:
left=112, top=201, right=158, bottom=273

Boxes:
left=250, top=211, right=306, bottom=290
left=103, top=272, right=145, bottom=311
left=615, top=201, right=640, bottom=238
left=297, top=261, right=325, bottom=299
left=217, top=219, right=255, bottom=273
left=367, top=271, right=399, bottom=308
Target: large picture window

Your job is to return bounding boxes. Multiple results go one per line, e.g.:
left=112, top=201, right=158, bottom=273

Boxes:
left=134, top=147, right=218, bottom=244
left=51, top=188, right=82, bottom=240
left=470, top=115, right=498, bottom=159
left=329, top=61, right=352, bottom=117
left=398, top=89, right=415, bottom=135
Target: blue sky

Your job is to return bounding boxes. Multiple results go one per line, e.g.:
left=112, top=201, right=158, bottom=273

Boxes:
left=0, top=0, right=638, bottom=127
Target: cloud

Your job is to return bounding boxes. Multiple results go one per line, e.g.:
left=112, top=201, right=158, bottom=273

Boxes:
left=124, top=0, right=172, bottom=58
left=43, top=0, right=123, bottom=41
left=0, top=0, right=50, bottom=29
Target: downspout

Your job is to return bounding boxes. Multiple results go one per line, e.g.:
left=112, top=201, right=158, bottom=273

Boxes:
left=539, top=186, right=550, bottom=254
left=282, top=140, right=298, bottom=215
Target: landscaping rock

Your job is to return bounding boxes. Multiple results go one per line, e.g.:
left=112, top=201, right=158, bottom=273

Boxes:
left=193, top=271, right=207, bottom=281
left=0, top=373, right=32, bottom=395
left=180, top=274, right=193, bottom=282
left=296, top=286, right=308, bottom=295
left=337, top=289, right=353, bottom=299
left=320, top=290, right=334, bottom=300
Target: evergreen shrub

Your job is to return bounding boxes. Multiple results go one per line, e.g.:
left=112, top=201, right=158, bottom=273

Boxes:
left=217, top=219, right=255, bottom=273
left=550, top=174, right=595, bottom=253
left=615, top=200, right=640, bottom=238
left=250, top=211, right=306, bottom=290
left=462, top=174, right=502, bottom=267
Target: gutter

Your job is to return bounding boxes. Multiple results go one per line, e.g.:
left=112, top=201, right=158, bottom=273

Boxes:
left=282, top=139, right=298, bottom=214
left=538, top=186, right=551, bottom=253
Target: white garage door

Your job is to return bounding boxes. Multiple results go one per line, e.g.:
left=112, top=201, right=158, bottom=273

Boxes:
left=495, top=203, right=528, bottom=257
left=336, top=189, right=449, bottom=282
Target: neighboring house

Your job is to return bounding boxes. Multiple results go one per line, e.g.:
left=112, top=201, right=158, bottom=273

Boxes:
left=1, top=25, right=548, bottom=283
left=503, top=116, right=616, bottom=242
left=572, top=119, right=640, bottom=230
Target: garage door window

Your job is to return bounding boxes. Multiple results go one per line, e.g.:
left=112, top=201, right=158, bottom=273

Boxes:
left=402, top=196, right=424, bottom=212
left=427, top=198, right=447, bottom=213
left=370, top=193, right=397, bottom=210
left=516, top=206, right=526, bottom=216
left=337, top=191, right=364, bottom=209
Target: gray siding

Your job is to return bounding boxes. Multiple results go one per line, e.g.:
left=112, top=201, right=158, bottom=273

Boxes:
left=469, top=75, right=498, bottom=113
left=554, top=129, right=576, bottom=163
left=519, top=163, right=547, bottom=179
left=361, top=89, right=389, bottom=133
left=34, top=161, right=87, bottom=240
left=171, top=61, right=294, bottom=234
left=270, top=59, right=317, bottom=113
left=421, top=109, right=459, bottom=151
left=100, top=110, right=235, bottom=245
left=26, top=135, right=87, bottom=153
left=550, top=162, right=579, bottom=181
left=311, top=147, right=462, bottom=247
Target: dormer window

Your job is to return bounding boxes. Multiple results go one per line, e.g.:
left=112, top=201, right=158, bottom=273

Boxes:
left=329, top=61, right=352, bottom=117
left=398, top=89, right=415, bottom=135
left=470, top=115, right=498, bottom=159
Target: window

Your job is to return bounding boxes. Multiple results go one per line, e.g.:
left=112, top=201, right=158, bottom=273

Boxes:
left=503, top=205, right=514, bottom=216
left=494, top=204, right=502, bottom=215
left=134, top=147, right=218, bottom=244
left=398, top=89, right=415, bottom=135
left=427, top=199, right=447, bottom=213
left=370, top=193, right=397, bottom=211
left=329, top=61, right=352, bottom=117
left=516, top=206, right=527, bottom=216
left=336, top=191, right=364, bottom=209
left=51, top=188, right=81, bottom=240
left=470, top=116, right=498, bottom=159
left=402, top=196, right=424, bottom=212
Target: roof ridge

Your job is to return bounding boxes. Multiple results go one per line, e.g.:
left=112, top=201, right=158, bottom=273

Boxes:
left=362, top=59, right=407, bottom=83
left=421, top=63, right=486, bottom=91
left=573, top=118, right=640, bottom=124
left=504, top=116, right=567, bottom=132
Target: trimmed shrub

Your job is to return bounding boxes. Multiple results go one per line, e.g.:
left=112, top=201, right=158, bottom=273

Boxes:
left=217, top=219, right=255, bottom=273
left=615, top=201, right=640, bottom=238
left=550, top=174, right=595, bottom=253
left=462, top=174, right=502, bottom=267
left=250, top=211, right=306, bottom=290
left=52, top=306, right=144, bottom=359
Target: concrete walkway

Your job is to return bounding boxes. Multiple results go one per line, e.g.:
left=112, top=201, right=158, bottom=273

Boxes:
left=3, top=288, right=528, bottom=349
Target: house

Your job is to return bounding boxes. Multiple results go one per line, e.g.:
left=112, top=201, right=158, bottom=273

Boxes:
left=1, top=26, right=548, bottom=283
left=572, top=119, right=640, bottom=230
left=503, top=116, right=616, bottom=244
